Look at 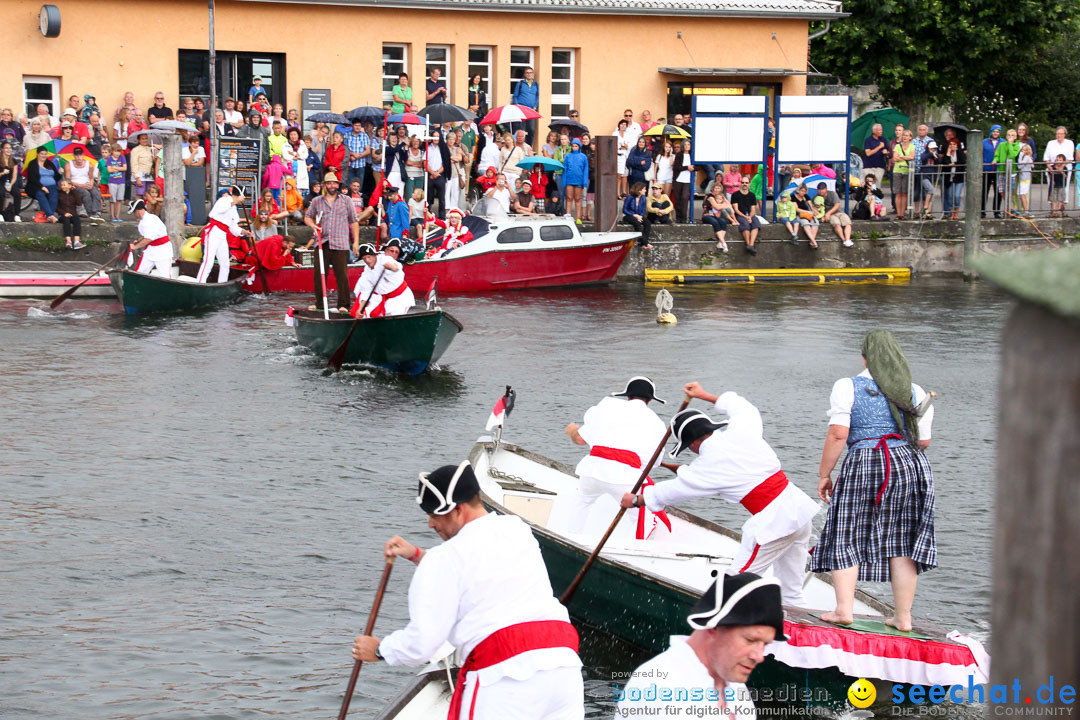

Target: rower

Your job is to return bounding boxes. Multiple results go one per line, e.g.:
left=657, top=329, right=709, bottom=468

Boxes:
left=559, top=376, right=668, bottom=537
left=127, top=199, right=173, bottom=278
left=351, top=461, right=584, bottom=719
left=621, top=381, right=818, bottom=607
left=350, top=238, right=415, bottom=318
left=198, top=185, right=251, bottom=283
left=616, top=572, right=786, bottom=719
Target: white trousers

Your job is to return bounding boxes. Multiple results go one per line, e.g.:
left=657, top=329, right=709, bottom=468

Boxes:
left=729, top=521, right=812, bottom=607
left=197, top=229, right=230, bottom=283
left=134, top=243, right=174, bottom=278
left=365, top=286, right=415, bottom=317
left=458, top=665, right=583, bottom=720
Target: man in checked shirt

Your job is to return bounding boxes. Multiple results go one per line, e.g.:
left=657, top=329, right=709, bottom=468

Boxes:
left=303, top=171, right=360, bottom=312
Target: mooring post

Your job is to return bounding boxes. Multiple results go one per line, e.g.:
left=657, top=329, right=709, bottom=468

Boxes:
left=963, top=129, right=983, bottom=280
left=162, top=133, right=185, bottom=252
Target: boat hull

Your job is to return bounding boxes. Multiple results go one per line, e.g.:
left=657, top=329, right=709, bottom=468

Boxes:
left=107, top=267, right=247, bottom=315
left=0, top=261, right=114, bottom=298
left=292, top=309, right=463, bottom=374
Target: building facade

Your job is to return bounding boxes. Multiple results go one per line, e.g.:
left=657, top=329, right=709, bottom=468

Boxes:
left=8, top=0, right=843, bottom=126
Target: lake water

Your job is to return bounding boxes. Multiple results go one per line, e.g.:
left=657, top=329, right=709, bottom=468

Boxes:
left=0, top=277, right=1009, bottom=718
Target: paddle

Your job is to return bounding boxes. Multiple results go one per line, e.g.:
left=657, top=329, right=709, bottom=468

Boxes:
left=314, top=213, right=329, bottom=320
left=49, top=242, right=131, bottom=309
left=238, top=201, right=270, bottom=293
left=338, top=557, right=394, bottom=720
left=326, top=265, right=387, bottom=372
left=559, top=394, right=692, bottom=606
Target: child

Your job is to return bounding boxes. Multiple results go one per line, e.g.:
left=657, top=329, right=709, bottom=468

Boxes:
left=993, top=127, right=1020, bottom=204
left=56, top=179, right=85, bottom=249
left=476, top=166, right=498, bottom=193
left=1016, top=144, right=1033, bottom=216
left=528, top=168, right=548, bottom=213
left=105, top=145, right=127, bottom=222
left=777, top=193, right=798, bottom=244
left=813, top=190, right=826, bottom=221
left=263, top=155, right=292, bottom=205
left=408, top=188, right=427, bottom=232
left=1049, top=154, right=1068, bottom=217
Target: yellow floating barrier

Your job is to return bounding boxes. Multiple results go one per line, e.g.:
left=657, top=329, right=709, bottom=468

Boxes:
left=645, top=267, right=911, bottom=285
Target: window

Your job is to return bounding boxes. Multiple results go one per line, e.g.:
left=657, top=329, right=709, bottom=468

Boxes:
left=551, top=49, right=576, bottom=120
left=178, top=50, right=286, bottom=107
left=426, top=44, right=451, bottom=99
left=23, top=76, right=59, bottom=119
left=468, top=46, right=493, bottom=106
left=509, top=47, right=535, bottom=96
left=383, top=44, right=408, bottom=105
left=497, top=227, right=534, bottom=244
left=540, top=224, right=575, bottom=241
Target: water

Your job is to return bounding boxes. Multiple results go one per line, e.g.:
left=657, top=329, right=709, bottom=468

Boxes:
left=0, top=278, right=1010, bottom=718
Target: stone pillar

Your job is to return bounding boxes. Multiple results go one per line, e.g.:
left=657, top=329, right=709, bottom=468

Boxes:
left=162, top=133, right=185, bottom=252
left=963, top=129, right=983, bottom=280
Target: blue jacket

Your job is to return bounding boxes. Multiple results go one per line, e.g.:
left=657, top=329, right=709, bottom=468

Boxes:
left=511, top=79, right=539, bottom=109
left=982, top=138, right=1000, bottom=172
left=626, top=146, right=652, bottom=180
left=387, top=199, right=410, bottom=239
left=562, top=149, right=589, bottom=186
left=623, top=194, right=646, bottom=217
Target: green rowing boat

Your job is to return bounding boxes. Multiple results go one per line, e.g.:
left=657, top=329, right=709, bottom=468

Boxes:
left=291, top=308, right=463, bottom=375
left=107, top=266, right=248, bottom=315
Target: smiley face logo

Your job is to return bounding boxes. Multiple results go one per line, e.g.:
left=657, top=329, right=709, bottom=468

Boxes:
left=847, top=678, right=876, bottom=708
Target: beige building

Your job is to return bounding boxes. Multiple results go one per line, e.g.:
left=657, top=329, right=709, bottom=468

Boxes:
left=8, top=0, right=843, bottom=127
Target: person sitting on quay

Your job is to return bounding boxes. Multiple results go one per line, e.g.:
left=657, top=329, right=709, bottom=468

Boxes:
left=818, top=181, right=854, bottom=248
left=350, top=238, right=415, bottom=318
left=646, top=183, right=674, bottom=227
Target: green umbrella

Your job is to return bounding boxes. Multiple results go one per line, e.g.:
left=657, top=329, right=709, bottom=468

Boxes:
left=850, top=108, right=909, bottom=151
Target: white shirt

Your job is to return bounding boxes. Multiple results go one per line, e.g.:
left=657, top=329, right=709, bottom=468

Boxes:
left=488, top=187, right=512, bottom=213
left=426, top=143, right=443, bottom=174
left=676, top=153, right=692, bottom=184
left=354, top=252, right=408, bottom=298
left=182, top=146, right=206, bottom=163
left=576, top=397, right=666, bottom=486
left=208, top=195, right=243, bottom=236
left=617, top=636, right=756, bottom=719
left=379, top=513, right=580, bottom=685
left=137, top=211, right=168, bottom=240
left=643, top=392, right=818, bottom=545
left=479, top=140, right=500, bottom=174
left=827, top=368, right=934, bottom=440
left=224, top=109, right=243, bottom=126
left=1043, top=138, right=1075, bottom=166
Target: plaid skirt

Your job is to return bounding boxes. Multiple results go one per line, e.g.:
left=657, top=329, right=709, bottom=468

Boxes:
left=811, top=444, right=937, bottom=582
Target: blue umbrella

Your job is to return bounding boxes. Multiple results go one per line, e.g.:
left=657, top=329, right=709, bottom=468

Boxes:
left=516, top=157, right=563, bottom=171
left=345, top=106, right=384, bottom=123
left=308, top=111, right=348, bottom=125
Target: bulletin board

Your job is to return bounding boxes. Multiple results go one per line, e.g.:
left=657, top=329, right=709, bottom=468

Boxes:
left=691, top=95, right=769, bottom=165
left=774, top=95, right=852, bottom=214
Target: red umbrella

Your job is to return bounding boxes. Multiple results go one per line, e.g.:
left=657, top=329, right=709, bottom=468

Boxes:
left=480, top=104, right=542, bottom=126
left=388, top=112, right=425, bottom=125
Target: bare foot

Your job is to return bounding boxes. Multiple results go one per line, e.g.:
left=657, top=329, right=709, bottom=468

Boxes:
left=819, top=610, right=854, bottom=626
left=885, top=616, right=913, bottom=632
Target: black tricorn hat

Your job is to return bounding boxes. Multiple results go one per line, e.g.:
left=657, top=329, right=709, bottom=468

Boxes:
left=687, top=572, right=787, bottom=641
left=611, top=376, right=666, bottom=404
left=669, top=409, right=727, bottom=456
left=383, top=237, right=403, bottom=251
left=416, top=461, right=481, bottom=515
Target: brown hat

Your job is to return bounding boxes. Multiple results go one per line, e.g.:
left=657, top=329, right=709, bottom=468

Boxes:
left=323, top=171, right=340, bottom=184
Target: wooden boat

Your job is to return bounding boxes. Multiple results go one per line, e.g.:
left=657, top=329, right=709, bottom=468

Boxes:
left=291, top=308, right=463, bottom=375
left=107, top=264, right=249, bottom=315
left=0, top=261, right=115, bottom=298
left=467, top=436, right=991, bottom=703
left=372, top=667, right=454, bottom=720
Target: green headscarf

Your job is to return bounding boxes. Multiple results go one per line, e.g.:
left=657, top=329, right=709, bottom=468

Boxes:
left=861, top=329, right=919, bottom=443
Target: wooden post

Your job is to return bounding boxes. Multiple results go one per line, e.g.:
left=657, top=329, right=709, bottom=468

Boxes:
left=161, top=133, right=185, bottom=251
left=963, top=129, right=983, bottom=281
left=594, top=134, right=618, bottom=232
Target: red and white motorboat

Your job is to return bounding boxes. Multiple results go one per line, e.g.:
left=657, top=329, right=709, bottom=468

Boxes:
left=244, top=201, right=639, bottom=294
left=0, top=261, right=114, bottom=298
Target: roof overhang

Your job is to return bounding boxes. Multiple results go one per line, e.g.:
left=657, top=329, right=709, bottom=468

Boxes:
left=659, top=67, right=830, bottom=77
left=233, top=0, right=846, bottom=20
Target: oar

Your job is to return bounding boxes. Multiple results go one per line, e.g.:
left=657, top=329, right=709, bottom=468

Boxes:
left=239, top=201, right=271, bottom=293
left=559, top=394, right=692, bottom=606
left=326, top=265, right=387, bottom=372
left=50, top=242, right=131, bottom=309
left=314, top=213, right=329, bottom=320
left=338, top=557, right=394, bottom=720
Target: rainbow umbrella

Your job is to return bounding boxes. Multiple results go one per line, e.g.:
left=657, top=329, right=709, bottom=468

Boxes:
left=21, top=140, right=62, bottom=171
left=51, top=139, right=98, bottom=165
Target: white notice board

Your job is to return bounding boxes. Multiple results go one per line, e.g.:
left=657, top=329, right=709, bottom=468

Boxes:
left=776, top=115, right=848, bottom=163
left=694, top=116, right=766, bottom=164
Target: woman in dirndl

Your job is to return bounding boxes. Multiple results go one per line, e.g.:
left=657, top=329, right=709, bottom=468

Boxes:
left=813, top=329, right=936, bottom=632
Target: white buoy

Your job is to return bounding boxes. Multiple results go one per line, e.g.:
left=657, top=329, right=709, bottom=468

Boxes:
left=655, top=287, right=677, bottom=324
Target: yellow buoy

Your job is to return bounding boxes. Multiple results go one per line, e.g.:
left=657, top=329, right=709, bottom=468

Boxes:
left=657, top=312, right=678, bottom=325
left=655, top=287, right=677, bottom=324
left=180, top=236, right=203, bottom=262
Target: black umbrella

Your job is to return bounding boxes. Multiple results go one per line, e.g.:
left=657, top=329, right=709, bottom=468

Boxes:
left=933, top=122, right=969, bottom=146
left=345, top=106, right=384, bottom=123
left=307, top=112, right=348, bottom=125
left=418, top=104, right=476, bottom=124
left=549, top=119, right=589, bottom=135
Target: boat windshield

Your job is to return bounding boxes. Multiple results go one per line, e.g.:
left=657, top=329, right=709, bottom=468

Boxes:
left=469, top=196, right=509, bottom=220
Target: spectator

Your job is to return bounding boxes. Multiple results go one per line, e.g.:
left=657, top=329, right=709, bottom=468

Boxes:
left=654, top=141, right=675, bottom=197
left=34, top=103, right=57, bottom=131
left=268, top=104, right=287, bottom=129
left=343, top=118, right=371, bottom=187
left=939, top=138, right=966, bottom=220
left=499, top=132, right=526, bottom=178
left=129, top=133, right=156, bottom=198
left=234, top=99, right=247, bottom=118
left=281, top=127, right=310, bottom=193
left=981, top=125, right=1002, bottom=218
left=65, top=146, right=103, bottom=221
left=0, top=108, right=24, bottom=143
left=563, top=137, right=589, bottom=221
left=646, top=183, right=674, bottom=226
left=1048, top=154, right=1068, bottom=217
left=892, top=129, right=915, bottom=220
left=614, top=118, right=633, bottom=198
left=911, top=124, right=937, bottom=219
left=263, top=155, right=292, bottom=206
left=426, top=128, right=452, bottom=219
left=1015, top=123, right=1036, bottom=158
left=143, top=183, right=164, bottom=216
left=105, top=144, right=127, bottom=222
left=54, top=109, right=90, bottom=141
left=467, top=74, right=488, bottom=119
left=25, top=119, right=50, bottom=150
left=248, top=76, right=267, bottom=105
left=484, top=173, right=512, bottom=213
left=113, top=91, right=139, bottom=123
left=1042, top=126, right=1074, bottom=169
left=55, top=179, right=85, bottom=248
left=541, top=130, right=558, bottom=159
left=267, top=119, right=287, bottom=160
left=86, top=113, right=108, bottom=153
left=252, top=94, right=272, bottom=125
left=701, top=185, right=733, bottom=251
left=391, top=74, right=413, bottom=114
left=510, top=67, right=539, bottom=143
left=112, top=107, right=132, bottom=150
left=777, top=192, right=798, bottom=243
left=730, top=175, right=761, bottom=254
left=527, top=167, right=548, bottom=212
left=257, top=187, right=288, bottom=223
left=887, top=122, right=905, bottom=214
left=323, top=130, right=346, bottom=177
left=446, top=131, right=466, bottom=211
left=210, top=109, right=231, bottom=139
left=383, top=132, right=406, bottom=192
left=404, top=135, right=425, bottom=198
left=513, top=178, right=536, bottom=214
left=408, top=187, right=427, bottom=231
left=791, top=183, right=819, bottom=249
left=476, top=166, right=498, bottom=193
left=852, top=174, right=886, bottom=220
left=287, top=108, right=301, bottom=132
left=0, top=141, right=20, bottom=222
left=622, top=181, right=652, bottom=250
left=722, top=164, right=742, bottom=195
left=581, top=132, right=597, bottom=222
left=993, top=127, right=1020, bottom=210
left=626, top=136, right=652, bottom=188
left=817, top=181, right=853, bottom=246
left=221, top=97, right=243, bottom=130
left=862, top=123, right=888, bottom=187
left=181, top=96, right=196, bottom=119
left=182, top=134, right=206, bottom=170
left=25, top=149, right=61, bottom=222
left=515, top=129, right=533, bottom=157
left=237, top=110, right=269, bottom=155
left=425, top=67, right=448, bottom=105
left=1016, top=143, right=1034, bottom=217
left=672, top=139, right=694, bottom=223
left=638, top=109, right=657, bottom=133
left=146, top=92, right=172, bottom=123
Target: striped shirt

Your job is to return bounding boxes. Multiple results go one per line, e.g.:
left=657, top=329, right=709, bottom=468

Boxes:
left=305, top=194, right=357, bottom=251
left=343, top=130, right=370, bottom=169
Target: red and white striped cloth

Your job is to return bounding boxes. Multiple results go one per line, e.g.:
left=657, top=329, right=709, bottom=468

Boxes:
left=479, top=104, right=542, bottom=126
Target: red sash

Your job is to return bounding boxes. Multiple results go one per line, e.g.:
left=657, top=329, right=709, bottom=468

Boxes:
left=367, top=280, right=408, bottom=318
left=873, top=433, right=904, bottom=507
left=448, top=620, right=579, bottom=720
left=590, top=446, right=672, bottom=539
left=197, top=218, right=241, bottom=248
left=739, top=470, right=789, bottom=515
left=147, top=235, right=170, bottom=247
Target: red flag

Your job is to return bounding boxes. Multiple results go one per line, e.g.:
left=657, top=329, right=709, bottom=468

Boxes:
left=485, top=387, right=516, bottom=431
left=426, top=277, right=438, bottom=309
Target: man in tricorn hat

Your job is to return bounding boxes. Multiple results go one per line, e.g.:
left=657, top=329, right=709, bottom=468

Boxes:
left=349, top=237, right=415, bottom=318
left=352, top=461, right=584, bottom=719
left=559, top=376, right=668, bottom=536
left=621, top=381, right=818, bottom=606
left=616, top=572, right=786, bottom=718
left=127, top=199, right=173, bottom=278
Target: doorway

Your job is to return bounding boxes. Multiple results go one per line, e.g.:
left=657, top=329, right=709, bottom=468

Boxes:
left=179, top=50, right=286, bottom=107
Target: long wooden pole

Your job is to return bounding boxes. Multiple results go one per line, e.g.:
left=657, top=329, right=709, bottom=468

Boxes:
left=559, top=394, right=691, bottom=605
left=338, top=558, right=395, bottom=720
left=326, top=266, right=387, bottom=371
left=208, top=0, right=219, bottom=204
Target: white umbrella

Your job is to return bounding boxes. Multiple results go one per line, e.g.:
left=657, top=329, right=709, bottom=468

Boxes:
left=151, top=120, right=194, bottom=132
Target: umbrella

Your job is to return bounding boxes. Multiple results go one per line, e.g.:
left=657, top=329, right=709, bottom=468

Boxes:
left=643, top=124, right=691, bottom=139
left=778, top=173, right=835, bottom=199
left=22, top=140, right=58, bottom=170
left=933, top=122, right=969, bottom=146
left=849, top=108, right=909, bottom=150
left=345, top=106, right=384, bottom=123
left=388, top=112, right=425, bottom=125
left=480, top=104, right=542, bottom=126
left=418, top=104, right=475, bottom=125
left=127, top=129, right=169, bottom=142
left=52, top=140, right=97, bottom=164
left=516, top=157, right=563, bottom=172
left=307, top=112, right=348, bottom=125
left=151, top=120, right=194, bottom=132
left=549, top=119, right=589, bottom=135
